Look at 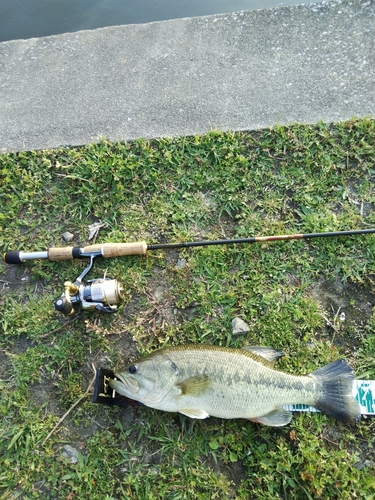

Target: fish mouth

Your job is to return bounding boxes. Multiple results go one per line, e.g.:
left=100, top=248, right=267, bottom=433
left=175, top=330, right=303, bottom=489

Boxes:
left=113, top=373, right=140, bottom=395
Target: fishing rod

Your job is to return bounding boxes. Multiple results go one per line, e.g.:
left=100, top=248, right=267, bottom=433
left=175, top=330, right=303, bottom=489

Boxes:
left=4, top=228, right=375, bottom=316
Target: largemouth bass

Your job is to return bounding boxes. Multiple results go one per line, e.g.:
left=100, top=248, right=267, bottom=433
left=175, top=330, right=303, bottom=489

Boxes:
left=109, top=344, right=360, bottom=426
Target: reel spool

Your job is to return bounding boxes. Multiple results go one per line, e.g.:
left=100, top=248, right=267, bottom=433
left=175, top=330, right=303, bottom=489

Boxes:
left=54, top=278, right=124, bottom=315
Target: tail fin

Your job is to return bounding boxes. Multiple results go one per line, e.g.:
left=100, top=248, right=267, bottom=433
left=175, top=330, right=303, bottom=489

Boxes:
left=310, top=359, right=361, bottom=423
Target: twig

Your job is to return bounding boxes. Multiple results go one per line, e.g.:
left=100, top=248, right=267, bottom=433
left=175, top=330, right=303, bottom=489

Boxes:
left=319, top=306, right=342, bottom=344
left=0, top=279, right=27, bottom=284
left=38, top=316, right=79, bottom=338
left=55, top=173, right=91, bottom=183
left=42, top=364, right=97, bottom=446
left=330, top=306, right=342, bottom=344
left=320, top=434, right=339, bottom=446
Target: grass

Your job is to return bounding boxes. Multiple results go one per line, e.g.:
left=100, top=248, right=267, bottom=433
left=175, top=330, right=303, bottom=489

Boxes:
left=1, top=118, right=375, bottom=499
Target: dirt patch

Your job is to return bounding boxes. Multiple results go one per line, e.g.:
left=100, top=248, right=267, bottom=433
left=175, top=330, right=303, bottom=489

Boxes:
left=29, top=379, right=61, bottom=416
left=308, top=278, right=375, bottom=348
left=0, top=260, right=31, bottom=300
left=310, top=278, right=375, bottom=324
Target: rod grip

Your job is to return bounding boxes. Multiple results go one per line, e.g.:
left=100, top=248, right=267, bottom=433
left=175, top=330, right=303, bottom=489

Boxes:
left=83, top=241, right=148, bottom=257
left=48, top=247, right=75, bottom=261
left=3, top=242, right=148, bottom=263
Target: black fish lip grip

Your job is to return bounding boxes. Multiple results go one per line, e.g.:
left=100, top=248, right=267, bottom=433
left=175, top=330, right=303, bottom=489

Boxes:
left=92, top=367, right=142, bottom=408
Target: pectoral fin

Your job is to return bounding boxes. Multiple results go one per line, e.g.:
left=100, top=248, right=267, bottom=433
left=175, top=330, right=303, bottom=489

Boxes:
left=177, top=374, right=211, bottom=396
left=249, top=408, right=293, bottom=427
left=179, top=408, right=210, bottom=419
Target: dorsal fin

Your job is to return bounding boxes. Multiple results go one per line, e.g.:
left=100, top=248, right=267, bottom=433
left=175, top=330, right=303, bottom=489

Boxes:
left=241, top=346, right=284, bottom=365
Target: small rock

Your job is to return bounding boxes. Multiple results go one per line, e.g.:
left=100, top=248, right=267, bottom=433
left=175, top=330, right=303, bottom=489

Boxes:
left=150, top=466, right=159, bottom=475
left=176, top=258, right=187, bottom=269
left=153, top=286, right=165, bottom=303
left=354, top=459, right=374, bottom=470
left=232, top=317, right=250, bottom=335
left=305, top=341, right=316, bottom=349
left=61, top=445, right=79, bottom=464
left=62, top=231, right=74, bottom=243
left=165, top=307, right=177, bottom=325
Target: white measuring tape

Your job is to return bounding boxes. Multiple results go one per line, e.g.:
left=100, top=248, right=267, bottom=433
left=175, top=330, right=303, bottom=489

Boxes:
left=284, top=380, right=375, bottom=415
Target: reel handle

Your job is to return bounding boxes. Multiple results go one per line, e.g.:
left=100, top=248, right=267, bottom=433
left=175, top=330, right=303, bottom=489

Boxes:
left=54, top=296, right=74, bottom=315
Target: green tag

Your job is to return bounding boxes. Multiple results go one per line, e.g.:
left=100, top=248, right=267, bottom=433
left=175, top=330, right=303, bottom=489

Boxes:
left=283, top=380, right=375, bottom=415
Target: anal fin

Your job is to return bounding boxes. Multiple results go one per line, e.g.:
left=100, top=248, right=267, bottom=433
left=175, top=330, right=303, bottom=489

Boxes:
left=249, top=408, right=293, bottom=427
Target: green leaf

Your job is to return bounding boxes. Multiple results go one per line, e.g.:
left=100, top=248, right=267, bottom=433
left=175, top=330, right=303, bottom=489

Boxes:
left=209, top=440, right=220, bottom=450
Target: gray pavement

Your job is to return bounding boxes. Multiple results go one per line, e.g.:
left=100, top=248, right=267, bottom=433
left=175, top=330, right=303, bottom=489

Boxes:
left=0, top=0, right=374, bottom=153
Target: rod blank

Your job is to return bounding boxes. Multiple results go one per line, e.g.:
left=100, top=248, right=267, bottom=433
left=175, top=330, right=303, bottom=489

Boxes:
left=4, top=229, right=375, bottom=264
left=148, top=229, right=375, bottom=250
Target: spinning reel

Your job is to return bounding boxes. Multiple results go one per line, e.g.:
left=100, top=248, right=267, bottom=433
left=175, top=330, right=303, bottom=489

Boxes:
left=54, top=255, right=124, bottom=316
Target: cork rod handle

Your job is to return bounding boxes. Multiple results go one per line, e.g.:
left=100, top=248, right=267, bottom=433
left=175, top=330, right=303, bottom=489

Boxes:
left=47, top=241, right=148, bottom=261
left=47, top=247, right=76, bottom=261
left=84, top=242, right=148, bottom=258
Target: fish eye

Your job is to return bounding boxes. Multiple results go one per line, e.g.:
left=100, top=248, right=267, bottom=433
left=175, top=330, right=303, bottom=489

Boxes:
left=129, top=365, right=137, bottom=374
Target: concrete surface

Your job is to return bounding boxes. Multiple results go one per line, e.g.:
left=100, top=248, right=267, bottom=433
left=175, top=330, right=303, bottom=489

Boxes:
left=0, top=0, right=374, bottom=153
